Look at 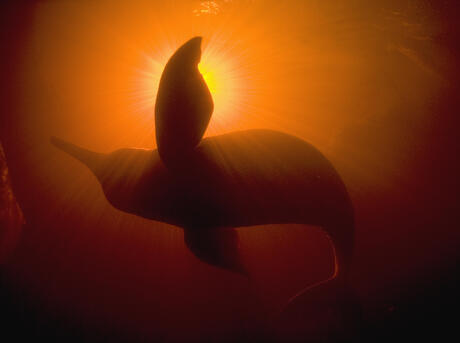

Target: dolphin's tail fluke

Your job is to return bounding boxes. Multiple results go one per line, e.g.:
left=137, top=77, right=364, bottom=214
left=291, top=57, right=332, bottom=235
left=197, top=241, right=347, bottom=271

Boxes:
left=275, top=219, right=361, bottom=340
left=285, top=217, right=356, bottom=306
left=329, top=217, right=355, bottom=285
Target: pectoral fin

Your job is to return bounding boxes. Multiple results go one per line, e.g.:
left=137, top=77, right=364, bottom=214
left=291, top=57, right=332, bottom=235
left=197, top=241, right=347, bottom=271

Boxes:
left=184, top=227, right=247, bottom=276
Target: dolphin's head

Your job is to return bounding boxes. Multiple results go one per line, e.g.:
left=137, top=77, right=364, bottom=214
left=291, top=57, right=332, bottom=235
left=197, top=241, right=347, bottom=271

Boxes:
left=50, top=137, right=175, bottom=221
left=50, top=37, right=215, bottom=219
left=155, top=36, right=213, bottom=167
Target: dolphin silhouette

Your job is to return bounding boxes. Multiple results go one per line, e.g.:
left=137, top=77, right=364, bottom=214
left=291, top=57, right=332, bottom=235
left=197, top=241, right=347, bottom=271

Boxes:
left=51, top=37, right=355, bottom=300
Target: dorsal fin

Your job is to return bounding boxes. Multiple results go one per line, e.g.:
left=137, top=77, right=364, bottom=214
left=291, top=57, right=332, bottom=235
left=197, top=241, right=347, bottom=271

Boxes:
left=155, top=37, right=213, bottom=167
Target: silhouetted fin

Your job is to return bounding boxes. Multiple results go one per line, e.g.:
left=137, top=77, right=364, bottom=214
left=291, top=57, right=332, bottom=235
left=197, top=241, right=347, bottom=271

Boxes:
left=50, top=136, right=105, bottom=173
left=155, top=36, right=213, bottom=167
left=184, top=227, right=247, bottom=276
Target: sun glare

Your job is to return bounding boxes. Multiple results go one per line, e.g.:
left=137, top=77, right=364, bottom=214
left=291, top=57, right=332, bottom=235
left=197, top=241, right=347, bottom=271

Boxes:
left=199, top=45, right=242, bottom=130
left=135, top=37, right=249, bottom=136
left=198, top=64, right=217, bottom=95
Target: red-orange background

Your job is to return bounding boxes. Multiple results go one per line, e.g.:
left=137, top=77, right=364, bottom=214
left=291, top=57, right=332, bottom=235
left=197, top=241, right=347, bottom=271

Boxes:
left=1, top=1, right=459, bottom=341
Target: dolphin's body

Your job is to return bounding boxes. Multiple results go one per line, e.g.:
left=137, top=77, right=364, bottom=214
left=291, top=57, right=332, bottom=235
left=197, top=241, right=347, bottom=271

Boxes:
left=51, top=130, right=353, bottom=277
left=52, top=37, right=355, bottom=302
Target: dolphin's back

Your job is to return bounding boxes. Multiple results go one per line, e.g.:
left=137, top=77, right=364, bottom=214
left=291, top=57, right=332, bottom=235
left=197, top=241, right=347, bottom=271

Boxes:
left=174, top=129, right=352, bottom=230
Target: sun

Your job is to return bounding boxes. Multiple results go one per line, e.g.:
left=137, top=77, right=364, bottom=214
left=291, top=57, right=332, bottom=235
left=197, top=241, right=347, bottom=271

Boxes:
left=198, top=64, right=217, bottom=96
left=198, top=46, right=242, bottom=130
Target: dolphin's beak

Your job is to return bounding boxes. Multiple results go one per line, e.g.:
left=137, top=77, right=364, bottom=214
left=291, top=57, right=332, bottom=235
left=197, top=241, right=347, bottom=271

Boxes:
left=51, top=136, right=104, bottom=173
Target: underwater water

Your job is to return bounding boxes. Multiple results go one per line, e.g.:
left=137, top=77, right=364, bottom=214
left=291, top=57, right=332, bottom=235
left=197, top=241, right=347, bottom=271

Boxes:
left=1, top=1, right=459, bottom=342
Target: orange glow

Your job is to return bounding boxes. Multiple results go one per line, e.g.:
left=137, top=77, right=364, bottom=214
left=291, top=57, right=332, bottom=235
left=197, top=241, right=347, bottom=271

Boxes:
left=4, top=2, right=457, bottom=339
left=199, top=48, right=241, bottom=128
left=18, top=0, right=447, bottom=208
left=137, top=38, right=247, bottom=135
left=19, top=0, right=447, bottom=193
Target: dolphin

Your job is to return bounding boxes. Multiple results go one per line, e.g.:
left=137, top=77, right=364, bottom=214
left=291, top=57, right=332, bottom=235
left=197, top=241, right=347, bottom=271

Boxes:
left=51, top=37, right=355, bottom=302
